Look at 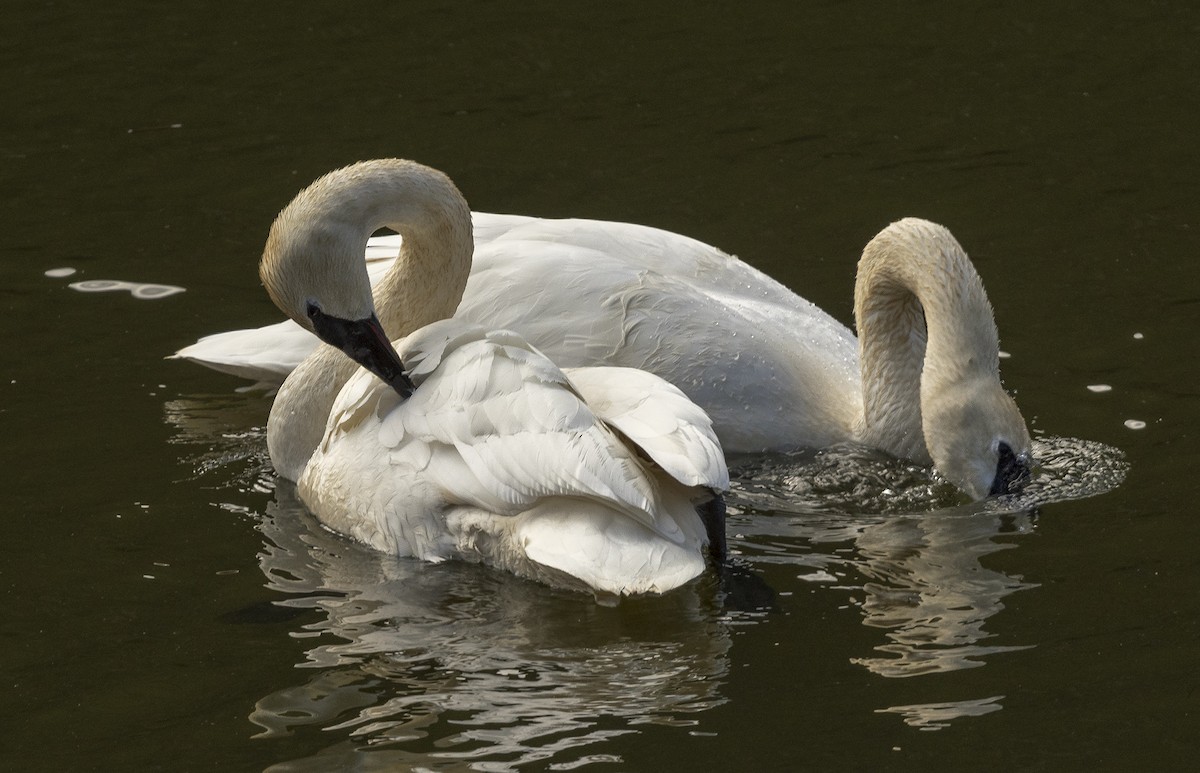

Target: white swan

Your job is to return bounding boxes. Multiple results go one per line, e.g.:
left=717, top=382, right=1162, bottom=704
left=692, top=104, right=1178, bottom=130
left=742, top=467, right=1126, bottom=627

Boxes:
left=175, top=182, right=1031, bottom=500
left=256, top=159, right=729, bottom=598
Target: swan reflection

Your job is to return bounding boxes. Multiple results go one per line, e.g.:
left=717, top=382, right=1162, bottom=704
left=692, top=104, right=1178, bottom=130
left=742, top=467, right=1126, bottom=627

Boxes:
left=250, top=485, right=735, bottom=770
left=848, top=507, right=1037, bottom=677
left=728, top=436, right=1125, bottom=681
left=875, top=694, right=1006, bottom=730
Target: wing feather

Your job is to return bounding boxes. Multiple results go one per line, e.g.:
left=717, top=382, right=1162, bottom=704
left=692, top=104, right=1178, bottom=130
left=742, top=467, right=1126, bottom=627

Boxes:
left=324, top=320, right=673, bottom=533
left=564, top=366, right=729, bottom=491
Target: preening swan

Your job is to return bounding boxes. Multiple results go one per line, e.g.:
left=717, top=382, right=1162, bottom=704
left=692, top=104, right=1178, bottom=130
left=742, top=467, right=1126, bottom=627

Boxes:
left=176, top=178, right=1031, bottom=500
left=258, top=159, right=729, bottom=597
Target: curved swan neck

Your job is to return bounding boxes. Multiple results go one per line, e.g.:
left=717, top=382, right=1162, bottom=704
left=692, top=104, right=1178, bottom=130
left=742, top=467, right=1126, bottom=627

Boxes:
left=261, top=159, right=474, bottom=335
left=853, top=218, right=1000, bottom=461
left=261, top=159, right=474, bottom=481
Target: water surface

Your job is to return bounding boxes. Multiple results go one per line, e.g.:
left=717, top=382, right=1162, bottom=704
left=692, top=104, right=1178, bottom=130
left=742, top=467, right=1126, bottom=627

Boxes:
left=3, top=1, right=1198, bottom=770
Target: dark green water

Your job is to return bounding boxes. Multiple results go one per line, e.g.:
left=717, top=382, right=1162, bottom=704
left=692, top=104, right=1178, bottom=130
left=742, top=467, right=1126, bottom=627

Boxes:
left=3, top=1, right=1197, bottom=770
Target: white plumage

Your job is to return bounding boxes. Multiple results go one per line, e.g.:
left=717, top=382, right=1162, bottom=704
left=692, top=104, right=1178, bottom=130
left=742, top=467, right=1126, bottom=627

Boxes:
left=303, top=319, right=725, bottom=595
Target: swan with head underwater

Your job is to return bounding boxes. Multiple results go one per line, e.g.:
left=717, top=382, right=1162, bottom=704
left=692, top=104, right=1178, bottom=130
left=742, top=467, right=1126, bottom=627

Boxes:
left=177, top=165, right=1032, bottom=501
left=259, top=158, right=730, bottom=599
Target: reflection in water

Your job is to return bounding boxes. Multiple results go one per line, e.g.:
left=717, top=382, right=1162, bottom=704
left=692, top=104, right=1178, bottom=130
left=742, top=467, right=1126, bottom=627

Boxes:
left=726, top=435, right=1125, bottom=728
left=166, top=394, right=1126, bottom=744
left=730, top=435, right=1125, bottom=677
left=849, top=508, right=1037, bottom=678
left=725, top=494, right=1038, bottom=681
left=254, top=486, right=734, bottom=771
left=875, top=695, right=1006, bottom=731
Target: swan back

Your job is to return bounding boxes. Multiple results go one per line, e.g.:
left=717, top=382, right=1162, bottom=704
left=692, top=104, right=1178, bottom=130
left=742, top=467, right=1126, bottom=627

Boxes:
left=453, top=219, right=863, bottom=451
left=854, top=218, right=1032, bottom=498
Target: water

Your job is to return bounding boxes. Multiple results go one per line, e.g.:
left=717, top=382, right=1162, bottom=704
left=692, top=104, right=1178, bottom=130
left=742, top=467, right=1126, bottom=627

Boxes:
left=4, top=1, right=1198, bottom=770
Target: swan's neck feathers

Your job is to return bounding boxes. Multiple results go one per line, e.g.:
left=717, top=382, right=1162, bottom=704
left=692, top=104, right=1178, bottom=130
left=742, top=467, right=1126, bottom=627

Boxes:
left=854, top=218, right=1000, bottom=462
left=267, top=345, right=358, bottom=482
left=262, top=159, right=474, bottom=481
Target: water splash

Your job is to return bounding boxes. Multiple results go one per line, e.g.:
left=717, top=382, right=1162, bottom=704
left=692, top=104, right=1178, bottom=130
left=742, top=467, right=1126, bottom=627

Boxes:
left=729, top=444, right=962, bottom=516
left=162, top=396, right=273, bottom=494
left=729, top=435, right=1127, bottom=517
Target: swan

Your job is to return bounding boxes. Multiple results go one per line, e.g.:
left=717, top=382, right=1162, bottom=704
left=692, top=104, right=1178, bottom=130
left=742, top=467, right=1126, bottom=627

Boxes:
left=175, top=184, right=1031, bottom=501
left=256, top=159, right=729, bottom=598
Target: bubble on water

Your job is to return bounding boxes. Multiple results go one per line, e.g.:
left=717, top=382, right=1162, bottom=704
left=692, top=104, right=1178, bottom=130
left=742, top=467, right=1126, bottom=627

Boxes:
left=71, top=279, right=131, bottom=292
left=132, top=284, right=186, bottom=299
left=1087, top=384, right=1112, bottom=393
left=69, top=279, right=185, bottom=299
left=44, top=267, right=77, bottom=278
left=1124, top=419, right=1146, bottom=430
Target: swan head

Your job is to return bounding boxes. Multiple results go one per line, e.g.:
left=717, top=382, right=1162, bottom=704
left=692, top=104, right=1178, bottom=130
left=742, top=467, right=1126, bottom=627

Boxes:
left=922, top=375, right=1033, bottom=500
left=259, top=172, right=416, bottom=398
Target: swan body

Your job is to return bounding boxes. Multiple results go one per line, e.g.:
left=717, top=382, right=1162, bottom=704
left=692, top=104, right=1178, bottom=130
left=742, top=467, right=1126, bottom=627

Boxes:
left=256, top=159, right=728, bottom=597
left=304, top=318, right=725, bottom=595
left=178, top=214, right=861, bottom=454
left=177, top=176, right=1030, bottom=500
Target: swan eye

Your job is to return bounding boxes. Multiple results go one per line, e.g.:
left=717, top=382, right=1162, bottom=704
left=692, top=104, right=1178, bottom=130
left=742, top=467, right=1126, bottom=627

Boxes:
left=305, top=300, right=321, bottom=320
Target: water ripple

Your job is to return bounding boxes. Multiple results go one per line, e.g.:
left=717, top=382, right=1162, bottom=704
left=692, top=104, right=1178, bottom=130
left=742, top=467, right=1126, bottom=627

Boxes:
left=253, top=487, right=732, bottom=771
left=721, top=435, right=1125, bottom=684
left=728, top=435, right=1127, bottom=517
